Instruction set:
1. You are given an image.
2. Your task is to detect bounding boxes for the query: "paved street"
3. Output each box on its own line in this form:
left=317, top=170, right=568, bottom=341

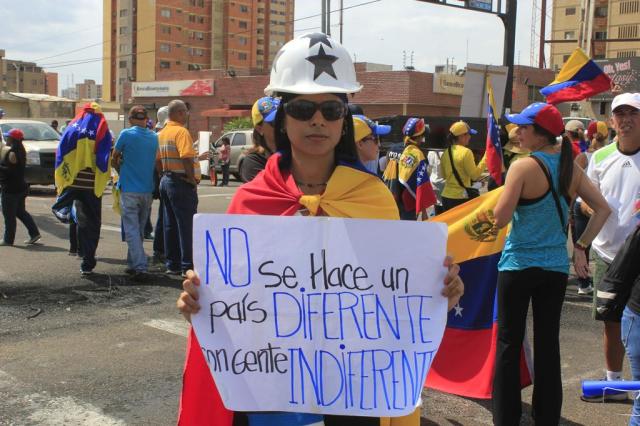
left=0, top=182, right=634, bottom=425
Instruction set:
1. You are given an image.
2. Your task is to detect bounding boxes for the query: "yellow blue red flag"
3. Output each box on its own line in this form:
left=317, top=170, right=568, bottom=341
left=54, top=102, right=112, bottom=197
left=540, top=48, right=611, bottom=104
left=426, top=188, right=532, bottom=398
left=485, top=78, right=503, bottom=185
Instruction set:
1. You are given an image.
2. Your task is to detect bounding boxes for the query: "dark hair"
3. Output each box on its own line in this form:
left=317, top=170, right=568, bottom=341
left=221, top=137, right=230, bottom=145
left=532, top=124, right=573, bottom=200
left=248, top=129, right=269, bottom=155
left=446, top=132, right=459, bottom=146
left=273, top=93, right=358, bottom=169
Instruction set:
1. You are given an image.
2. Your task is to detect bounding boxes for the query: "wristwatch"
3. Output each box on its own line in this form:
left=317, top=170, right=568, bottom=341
left=574, top=239, right=589, bottom=251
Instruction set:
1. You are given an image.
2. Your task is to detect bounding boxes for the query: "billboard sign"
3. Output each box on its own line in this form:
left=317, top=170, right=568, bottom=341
left=433, top=73, right=465, bottom=96
left=593, top=58, right=640, bottom=100
left=460, top=63, right=508, bottom=118
left=132, top=79, right=214, bottom=97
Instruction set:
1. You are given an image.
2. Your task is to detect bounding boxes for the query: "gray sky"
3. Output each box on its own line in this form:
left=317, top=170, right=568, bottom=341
left=0, top=0, right=544, bottom=95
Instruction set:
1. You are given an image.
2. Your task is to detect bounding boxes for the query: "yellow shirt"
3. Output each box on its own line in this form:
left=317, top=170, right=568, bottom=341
left=440, top=144, right=486, bottom=199
left=157, top=121, right=196, bottom=174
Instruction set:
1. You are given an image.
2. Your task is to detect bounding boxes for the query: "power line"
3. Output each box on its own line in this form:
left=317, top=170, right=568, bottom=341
left=41, top=0, right=381, bottom=70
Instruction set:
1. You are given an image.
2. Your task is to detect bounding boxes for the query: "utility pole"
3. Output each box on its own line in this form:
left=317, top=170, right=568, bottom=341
left=339, top=0, right=344, bottom=43
left=501, top=0, right=517, bottom=113
left=321, top=0, right=326, bottom=34
left=539, top=0, right=547, bottom=68
left=327, top=0, right=332, bottom=36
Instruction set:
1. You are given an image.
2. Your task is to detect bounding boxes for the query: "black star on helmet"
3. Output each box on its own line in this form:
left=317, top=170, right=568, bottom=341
left=302, top=33, right=332, bottom=49
left=305, top=45, right=338, bottom=80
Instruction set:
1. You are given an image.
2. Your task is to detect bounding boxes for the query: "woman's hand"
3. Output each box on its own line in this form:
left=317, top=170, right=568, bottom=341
left=442, top=256, right=464, bottom=311
left=573, top=249, right=590, bottom=279
left=177, top=270, right=201, bottom=323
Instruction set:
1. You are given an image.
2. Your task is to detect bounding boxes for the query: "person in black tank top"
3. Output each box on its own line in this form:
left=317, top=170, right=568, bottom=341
left=0, top=129, right=41, bottom=246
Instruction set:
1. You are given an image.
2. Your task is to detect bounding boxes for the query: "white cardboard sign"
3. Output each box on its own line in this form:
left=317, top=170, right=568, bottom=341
left=192, top=214, right=448, bottom=417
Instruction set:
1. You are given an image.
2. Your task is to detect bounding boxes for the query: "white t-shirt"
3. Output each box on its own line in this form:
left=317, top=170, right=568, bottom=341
left=586, top=142, right=640, bottom=262
left=427, top=150, right=444, bottom=185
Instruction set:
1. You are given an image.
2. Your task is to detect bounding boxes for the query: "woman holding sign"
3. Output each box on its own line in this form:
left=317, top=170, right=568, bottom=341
left=177, top=33, right=464, bottom=426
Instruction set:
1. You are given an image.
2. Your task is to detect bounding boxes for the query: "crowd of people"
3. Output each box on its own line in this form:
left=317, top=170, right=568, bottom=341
left=0, top=31, right=639, bottom=425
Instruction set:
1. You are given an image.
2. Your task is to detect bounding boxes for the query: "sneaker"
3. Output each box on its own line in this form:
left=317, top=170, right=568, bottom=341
left=578, top=284, right=594, bottom=295
left=24, top=235, right=41, bottom=245
left=80, top=269, right=94, bottom=277
left=165, top=269, right=181, bottom=276
left=144, top=233, right=154, bottom=241
left=580, top=379, right=628, bottom=402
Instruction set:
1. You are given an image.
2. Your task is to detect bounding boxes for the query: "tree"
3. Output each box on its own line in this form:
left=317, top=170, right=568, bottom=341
left=223, top=117, right=252, bottom=133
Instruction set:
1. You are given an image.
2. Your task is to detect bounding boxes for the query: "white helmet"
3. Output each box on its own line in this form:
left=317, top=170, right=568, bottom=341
left=264, top=33, right=362, bottom=96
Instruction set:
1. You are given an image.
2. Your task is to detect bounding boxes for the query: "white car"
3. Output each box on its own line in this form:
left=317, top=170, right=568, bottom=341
left=0, top=119, right=60, bottom=186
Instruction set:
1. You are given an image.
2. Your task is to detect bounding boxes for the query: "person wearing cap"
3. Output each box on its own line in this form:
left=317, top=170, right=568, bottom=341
left=0, top=128, right=41, bottom=246
left=157, top=100, right=199, bottom=276
left=111, top=105, right=159, bottom=281
left=383, top=117, right=437, bottom=220
left=440, top=120, right=486, bottom=211
left=353, top=114, right=390, bottom=174
left=491, top=102, right=611, bottom=425
left=580, top=92, right=640, bottom=403
left=216, top=137, right=231, bottom=186
left=502, top=125, right=530, bottom=169
left=176, top=32, right=464, bottom=426
left=565, top=119, right=587, bottom=159
left=239, top=96, right=281, bottom=182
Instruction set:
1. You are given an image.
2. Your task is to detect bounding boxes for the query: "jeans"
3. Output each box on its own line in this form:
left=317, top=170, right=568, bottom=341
left=120, top=192, right=153, bottom=272
left=622, top=307, right=640, bottom=426
left=441, top=196, right=468, bottom=212
left=153, top=198, right=165, bottom=259
left=1, top=189, right=40, bottom=244
left=220, top=162, right=230, bottom=186
left=571, top=201, right=592, bottom=289
left=493, top=268, right=568, bottom=426
left=72, top=190, right=102, bottom=272
left=160, top=175, right=197, bottom=272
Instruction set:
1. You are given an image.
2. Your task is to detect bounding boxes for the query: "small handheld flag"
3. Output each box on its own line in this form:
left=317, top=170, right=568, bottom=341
left=540, top=48, right=612, bottom=104
left=485, top=77, right=503, bottom=185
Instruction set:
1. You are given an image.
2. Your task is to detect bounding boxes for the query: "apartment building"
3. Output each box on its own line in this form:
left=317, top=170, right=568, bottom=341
left=102, top=0, right=294, bottom=103
left=0, top=49, right=48, bottom=94
left=550, top=0, right=640, bottom=69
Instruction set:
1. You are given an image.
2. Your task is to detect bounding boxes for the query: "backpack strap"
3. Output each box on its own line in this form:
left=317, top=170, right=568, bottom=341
left=530, top=155, right=568, bottom=236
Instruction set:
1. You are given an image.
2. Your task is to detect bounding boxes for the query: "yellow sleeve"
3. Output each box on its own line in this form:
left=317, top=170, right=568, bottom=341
left=175, top=129, right=196, bottom=158
left=462, top=148, right=486, bottom=181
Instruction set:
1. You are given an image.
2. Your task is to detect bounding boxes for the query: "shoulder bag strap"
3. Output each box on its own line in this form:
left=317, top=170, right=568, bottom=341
left=530, top=155, right=568, bottom=236
left=447, top=145, right=468, bottom=190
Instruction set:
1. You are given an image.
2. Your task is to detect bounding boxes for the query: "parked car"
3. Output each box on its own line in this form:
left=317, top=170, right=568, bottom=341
left=211, top=130, right=254, bottom=181
left=0, top=119, right=60, bottom=186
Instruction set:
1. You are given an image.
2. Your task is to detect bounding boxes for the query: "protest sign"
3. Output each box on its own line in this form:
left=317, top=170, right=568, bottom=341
left=191, top=214, right=449, bottom=417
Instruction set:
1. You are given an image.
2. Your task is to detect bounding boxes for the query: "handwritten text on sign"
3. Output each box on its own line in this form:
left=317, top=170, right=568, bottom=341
left=192, top=214, right=448, bottom=417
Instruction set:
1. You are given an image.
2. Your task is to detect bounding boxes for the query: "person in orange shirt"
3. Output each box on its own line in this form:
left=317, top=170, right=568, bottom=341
left=156, top=100, right=198, bottom=276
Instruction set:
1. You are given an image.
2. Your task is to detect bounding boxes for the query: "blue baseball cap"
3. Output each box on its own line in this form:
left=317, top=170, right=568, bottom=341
left=252, top=96, right=281, bottom=126
left=353, top=115, right=391, bottom=142
left=506, top=102, right=564, bottom=136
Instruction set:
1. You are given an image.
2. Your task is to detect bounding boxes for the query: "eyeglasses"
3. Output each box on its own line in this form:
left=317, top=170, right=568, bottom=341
left=283, top=100, right=346, bottom=122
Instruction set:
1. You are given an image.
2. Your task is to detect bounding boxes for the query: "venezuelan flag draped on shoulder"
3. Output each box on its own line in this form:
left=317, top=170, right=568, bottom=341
left=177, top=153, right=399, bottom=426
left=425, top=188, right=532, bottom=398
left=540, top=48, right=612, bottom=105
left=54, top=102, right=113, bottom=197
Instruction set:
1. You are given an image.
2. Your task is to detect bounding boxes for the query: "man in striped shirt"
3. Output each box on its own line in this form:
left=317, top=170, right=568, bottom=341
left=156, top=100, right=198, bottom=276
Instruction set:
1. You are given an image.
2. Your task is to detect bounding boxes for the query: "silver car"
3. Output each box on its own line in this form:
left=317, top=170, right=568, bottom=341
left=0, top=120, right=60, bottom=186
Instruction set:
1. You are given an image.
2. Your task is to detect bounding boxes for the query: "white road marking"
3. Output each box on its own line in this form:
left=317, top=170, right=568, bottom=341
left=143, top=318, right=189, bottom=338
left=0, top=370, right=126, bottom=425
left=101, top=225, right=122, bottom=233
left=198, top=193, right=234, bottom=198
left=563, top=300, right=592, bottom=309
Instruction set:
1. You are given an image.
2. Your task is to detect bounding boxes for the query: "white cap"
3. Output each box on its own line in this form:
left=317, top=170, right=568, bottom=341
left=264, top=33, right=362, bottom=96
left=565, top=119, right=584, bottom=132
left=611, top=92, right=640, bottom=112
left=156, top=106, right=169, bottom=129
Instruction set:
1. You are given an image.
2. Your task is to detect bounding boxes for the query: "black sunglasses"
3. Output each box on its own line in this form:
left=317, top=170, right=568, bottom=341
left=283, top=99, right=346, bottom=122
